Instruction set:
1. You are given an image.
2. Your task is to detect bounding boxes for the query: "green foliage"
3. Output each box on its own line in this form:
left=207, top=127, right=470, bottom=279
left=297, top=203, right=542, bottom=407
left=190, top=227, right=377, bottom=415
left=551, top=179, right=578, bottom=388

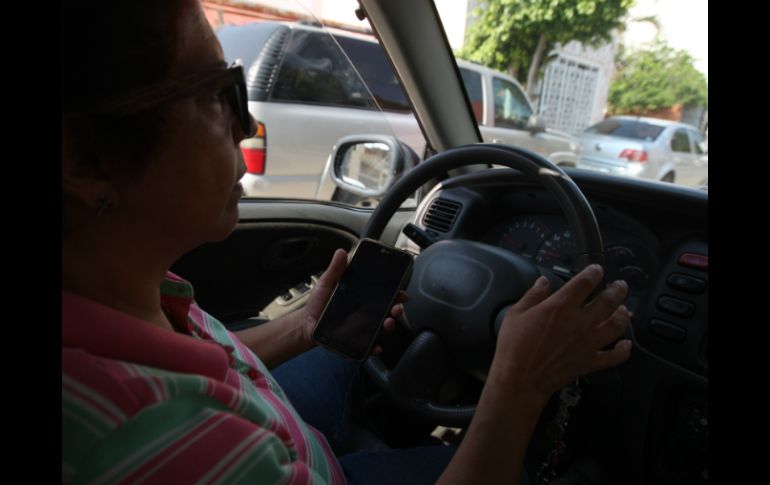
left=608, top=40, right=708, bottom=113
left=459, top=0, right=634, bottom=82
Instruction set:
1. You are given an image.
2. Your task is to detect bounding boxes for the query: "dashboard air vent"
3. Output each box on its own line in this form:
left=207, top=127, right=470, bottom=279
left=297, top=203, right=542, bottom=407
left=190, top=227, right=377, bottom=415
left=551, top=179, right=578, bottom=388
left=423, top=199, right=462, bottom=233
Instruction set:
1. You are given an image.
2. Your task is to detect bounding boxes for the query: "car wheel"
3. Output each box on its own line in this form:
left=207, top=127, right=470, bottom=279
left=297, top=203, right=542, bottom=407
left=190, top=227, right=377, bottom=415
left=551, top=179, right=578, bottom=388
left=661, top=172, right=675, bottom=183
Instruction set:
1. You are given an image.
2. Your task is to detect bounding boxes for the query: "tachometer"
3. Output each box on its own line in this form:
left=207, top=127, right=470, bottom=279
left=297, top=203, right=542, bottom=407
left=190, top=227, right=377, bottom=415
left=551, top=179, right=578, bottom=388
left=495, top=217, right=552, bottom=259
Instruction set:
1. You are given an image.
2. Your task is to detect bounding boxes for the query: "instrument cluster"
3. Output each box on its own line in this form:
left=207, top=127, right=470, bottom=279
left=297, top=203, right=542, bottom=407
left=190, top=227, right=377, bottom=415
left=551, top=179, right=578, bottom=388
left=484, top=215, right=657, bottom=295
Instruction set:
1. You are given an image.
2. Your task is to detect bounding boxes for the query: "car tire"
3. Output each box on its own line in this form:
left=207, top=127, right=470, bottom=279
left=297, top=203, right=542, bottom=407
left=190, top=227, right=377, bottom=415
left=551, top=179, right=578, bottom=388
left=661, top=172, right=675, bottom=183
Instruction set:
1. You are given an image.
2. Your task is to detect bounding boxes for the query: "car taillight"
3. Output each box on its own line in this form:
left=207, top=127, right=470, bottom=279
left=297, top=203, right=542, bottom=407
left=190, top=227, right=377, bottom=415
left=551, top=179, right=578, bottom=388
left=619, top=149, right=648, bottom=162
left=240, top=122, right=266, bottom=174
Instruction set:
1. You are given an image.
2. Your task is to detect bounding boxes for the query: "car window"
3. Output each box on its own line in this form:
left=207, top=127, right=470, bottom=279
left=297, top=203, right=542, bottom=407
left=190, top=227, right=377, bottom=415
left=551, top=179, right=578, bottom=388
left=492, top=77, right=532, bottom=129
left=459, top=68, right=484, bottom=124
left=585, top=119, right=665, bottom=141
left=690, top=130, right=705, bottom=154
left=271, top=30, right=376, bottom=109
left=334, top=36, right=411, bottom=113
left=209, top=0, right=707, bottom=201
left=671, top=129, right=692, bottom=153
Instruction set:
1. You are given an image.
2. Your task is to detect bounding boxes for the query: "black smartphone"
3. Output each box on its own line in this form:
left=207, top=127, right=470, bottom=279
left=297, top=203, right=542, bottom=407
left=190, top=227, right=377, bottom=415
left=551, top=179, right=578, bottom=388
left=312, top=238, right=413, bottom=361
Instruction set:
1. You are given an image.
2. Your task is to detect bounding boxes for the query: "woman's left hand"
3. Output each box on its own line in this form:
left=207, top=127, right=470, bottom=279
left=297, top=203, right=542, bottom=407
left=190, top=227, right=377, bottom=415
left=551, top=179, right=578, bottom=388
left=302, top=248, right=407, bottom=355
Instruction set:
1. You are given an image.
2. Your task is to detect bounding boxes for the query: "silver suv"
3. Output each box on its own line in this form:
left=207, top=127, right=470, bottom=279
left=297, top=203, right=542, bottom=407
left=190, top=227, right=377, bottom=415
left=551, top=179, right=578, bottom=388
left=217, top=22, right=581, bottom=200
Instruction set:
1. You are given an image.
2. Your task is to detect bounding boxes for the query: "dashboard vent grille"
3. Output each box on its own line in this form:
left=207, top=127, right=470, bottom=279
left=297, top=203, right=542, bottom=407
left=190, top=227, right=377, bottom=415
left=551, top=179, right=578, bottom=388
left=423, top=199, right=462, bottom=233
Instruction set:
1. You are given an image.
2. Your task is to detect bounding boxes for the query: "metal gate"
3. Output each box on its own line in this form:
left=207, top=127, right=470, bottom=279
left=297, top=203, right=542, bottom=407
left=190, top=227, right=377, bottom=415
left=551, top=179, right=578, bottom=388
left=536, top=53, right=600, bottom=135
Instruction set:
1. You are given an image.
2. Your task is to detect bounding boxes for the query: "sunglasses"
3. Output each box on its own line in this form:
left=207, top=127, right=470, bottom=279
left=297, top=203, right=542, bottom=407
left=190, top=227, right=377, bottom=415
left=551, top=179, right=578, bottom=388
left=91, top=61, right=254, bottom=137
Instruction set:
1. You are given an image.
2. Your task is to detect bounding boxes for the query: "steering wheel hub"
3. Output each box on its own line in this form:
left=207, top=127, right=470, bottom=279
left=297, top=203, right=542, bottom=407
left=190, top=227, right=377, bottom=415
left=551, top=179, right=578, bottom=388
left=404, top=239, right=542, bottom=370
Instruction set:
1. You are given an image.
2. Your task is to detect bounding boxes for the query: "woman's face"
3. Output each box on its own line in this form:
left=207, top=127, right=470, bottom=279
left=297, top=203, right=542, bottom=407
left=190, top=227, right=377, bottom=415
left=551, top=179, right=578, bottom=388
left=110, top=6, right=248, bottom=254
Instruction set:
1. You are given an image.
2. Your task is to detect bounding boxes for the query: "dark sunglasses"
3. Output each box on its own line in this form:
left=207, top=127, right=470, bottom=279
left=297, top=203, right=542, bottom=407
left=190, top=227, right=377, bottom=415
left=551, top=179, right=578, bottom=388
left=91, top=62, right=254, bottom=137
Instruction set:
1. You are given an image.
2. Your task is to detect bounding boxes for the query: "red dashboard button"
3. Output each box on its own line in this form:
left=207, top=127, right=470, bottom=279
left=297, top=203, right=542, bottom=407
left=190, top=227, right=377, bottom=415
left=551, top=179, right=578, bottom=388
left=678, top=253, right=708, bottom=271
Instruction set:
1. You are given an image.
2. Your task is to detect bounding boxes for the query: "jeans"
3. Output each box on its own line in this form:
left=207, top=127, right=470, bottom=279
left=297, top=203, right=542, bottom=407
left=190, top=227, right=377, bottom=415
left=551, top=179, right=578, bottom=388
left=271, top=347, right=455, bottom=484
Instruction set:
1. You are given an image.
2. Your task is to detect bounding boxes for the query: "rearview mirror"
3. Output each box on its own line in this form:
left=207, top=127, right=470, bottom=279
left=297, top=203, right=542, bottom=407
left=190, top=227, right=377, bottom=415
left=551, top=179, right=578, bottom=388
left=329, top=135, right=417, bottom=198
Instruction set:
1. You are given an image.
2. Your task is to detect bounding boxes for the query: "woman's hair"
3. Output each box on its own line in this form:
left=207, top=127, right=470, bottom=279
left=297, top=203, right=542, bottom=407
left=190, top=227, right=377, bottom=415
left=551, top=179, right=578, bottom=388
left=62, top=0, right=195, bottom=174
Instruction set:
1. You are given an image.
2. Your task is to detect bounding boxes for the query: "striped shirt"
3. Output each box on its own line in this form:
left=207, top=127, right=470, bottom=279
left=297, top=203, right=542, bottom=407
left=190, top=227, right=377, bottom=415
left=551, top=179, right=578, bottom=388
left=62, top=272, right=346, bottom=484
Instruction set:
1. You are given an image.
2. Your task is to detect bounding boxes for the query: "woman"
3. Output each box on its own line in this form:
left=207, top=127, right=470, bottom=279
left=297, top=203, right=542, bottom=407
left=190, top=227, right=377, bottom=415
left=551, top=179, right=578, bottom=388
left=62, top=1, right=631, bottom=483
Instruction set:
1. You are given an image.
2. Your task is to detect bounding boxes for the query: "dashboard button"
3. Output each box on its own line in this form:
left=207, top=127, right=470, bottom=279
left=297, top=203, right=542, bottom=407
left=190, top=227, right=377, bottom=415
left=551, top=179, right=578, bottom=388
left=649, top=319, right=687, bottom=343
left=657, top=296, right=695, bottom=317
left=667, top=273, right=706, bottom=293
left=678, top=253, right=708, bottom=271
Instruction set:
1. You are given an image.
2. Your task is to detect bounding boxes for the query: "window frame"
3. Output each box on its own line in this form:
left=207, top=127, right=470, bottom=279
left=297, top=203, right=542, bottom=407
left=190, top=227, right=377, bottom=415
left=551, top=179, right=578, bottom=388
left=491, top=76, right=534, bottom=130
left=670, top=129, right=692, bottom=154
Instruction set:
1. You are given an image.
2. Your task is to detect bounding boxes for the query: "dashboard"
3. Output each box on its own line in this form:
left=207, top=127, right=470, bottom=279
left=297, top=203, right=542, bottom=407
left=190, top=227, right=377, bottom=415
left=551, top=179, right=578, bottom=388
left=407, top=169, right=707, bottom=378
left=483, top=214, right=658, bottom=299
left=402, top=168, right=708, bottom=484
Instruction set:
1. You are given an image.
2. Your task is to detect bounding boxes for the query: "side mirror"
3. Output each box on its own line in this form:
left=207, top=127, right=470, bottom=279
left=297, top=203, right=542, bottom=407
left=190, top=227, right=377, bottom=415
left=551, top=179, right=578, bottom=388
left=330, top=135, right=418, bottom=198
left=527, top=114, right=546, bottom=133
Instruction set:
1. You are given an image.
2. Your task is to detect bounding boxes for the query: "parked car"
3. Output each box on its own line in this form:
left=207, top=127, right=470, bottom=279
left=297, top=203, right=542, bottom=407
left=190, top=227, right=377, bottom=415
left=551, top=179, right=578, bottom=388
left=216, top=21, right=580, bottom=201
left=455, top=58, right=581, bottom=165
left=577, top=116, right=708, bottom=186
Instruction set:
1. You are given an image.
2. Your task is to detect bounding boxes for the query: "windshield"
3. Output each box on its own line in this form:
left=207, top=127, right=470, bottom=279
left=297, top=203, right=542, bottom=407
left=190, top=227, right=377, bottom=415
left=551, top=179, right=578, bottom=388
left=450, top=0, right=707, bottom=187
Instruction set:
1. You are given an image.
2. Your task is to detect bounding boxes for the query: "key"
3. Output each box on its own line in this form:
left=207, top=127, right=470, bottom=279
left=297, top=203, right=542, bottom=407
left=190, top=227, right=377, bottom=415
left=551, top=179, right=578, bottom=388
left=559, top=382, right=582, bottom=408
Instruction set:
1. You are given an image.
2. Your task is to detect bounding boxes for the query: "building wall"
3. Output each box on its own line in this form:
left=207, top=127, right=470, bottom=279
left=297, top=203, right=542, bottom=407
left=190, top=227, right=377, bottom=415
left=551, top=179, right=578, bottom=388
left=556, top=39, right=618, bottom=125
left=201, top=0, right=299, bottom=28
left=201, top=0, right=370, bottom=32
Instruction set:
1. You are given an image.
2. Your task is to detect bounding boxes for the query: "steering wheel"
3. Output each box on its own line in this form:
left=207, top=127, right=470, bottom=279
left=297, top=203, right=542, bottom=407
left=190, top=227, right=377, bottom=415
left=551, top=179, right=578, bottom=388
left=362, top=143, right=605, bottom=427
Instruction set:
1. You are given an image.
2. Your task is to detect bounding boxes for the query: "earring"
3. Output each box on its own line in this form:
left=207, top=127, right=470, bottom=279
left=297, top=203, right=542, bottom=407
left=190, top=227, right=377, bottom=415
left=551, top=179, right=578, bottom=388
left=96, top=195, right=112, bottom=216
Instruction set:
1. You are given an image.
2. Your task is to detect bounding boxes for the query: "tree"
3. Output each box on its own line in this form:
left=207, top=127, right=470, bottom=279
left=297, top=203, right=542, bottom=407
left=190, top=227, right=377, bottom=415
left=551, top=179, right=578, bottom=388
left=608, top=40, right=708, bottom=114
left=459, top=0, right=635, bottom=97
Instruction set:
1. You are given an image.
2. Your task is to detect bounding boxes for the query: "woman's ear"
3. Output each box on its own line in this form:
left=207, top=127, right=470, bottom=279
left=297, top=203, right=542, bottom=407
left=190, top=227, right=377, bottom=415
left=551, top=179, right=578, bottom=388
left=62, top=114, right=117, bottom=209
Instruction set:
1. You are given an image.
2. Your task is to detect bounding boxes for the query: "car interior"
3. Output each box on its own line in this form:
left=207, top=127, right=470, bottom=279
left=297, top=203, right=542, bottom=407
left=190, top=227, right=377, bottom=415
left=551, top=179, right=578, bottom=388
left=172, top=0, right=707, bottom=483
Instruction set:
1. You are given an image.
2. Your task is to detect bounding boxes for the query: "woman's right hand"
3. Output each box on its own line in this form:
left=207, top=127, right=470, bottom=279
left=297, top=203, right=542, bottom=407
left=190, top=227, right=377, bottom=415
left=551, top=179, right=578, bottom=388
left=438, top=264, right=632, bottom=485
left=493, top=264, right=632, bottom=402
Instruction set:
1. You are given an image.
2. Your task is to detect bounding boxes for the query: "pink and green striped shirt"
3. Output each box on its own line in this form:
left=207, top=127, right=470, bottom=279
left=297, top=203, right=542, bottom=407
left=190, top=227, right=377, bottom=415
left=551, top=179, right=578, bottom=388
left=62, top=272, right=346, bottom=484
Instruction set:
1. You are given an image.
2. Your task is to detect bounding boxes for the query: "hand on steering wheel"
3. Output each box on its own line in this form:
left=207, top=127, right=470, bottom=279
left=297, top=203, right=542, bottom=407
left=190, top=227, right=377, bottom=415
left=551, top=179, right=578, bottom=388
left=362, top=143, right=608, bottom=426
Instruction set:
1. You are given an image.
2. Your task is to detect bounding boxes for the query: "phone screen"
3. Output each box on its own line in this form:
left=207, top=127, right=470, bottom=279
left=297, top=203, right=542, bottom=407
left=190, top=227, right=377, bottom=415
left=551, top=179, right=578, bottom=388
left=312, top=239, right=413, bottom=361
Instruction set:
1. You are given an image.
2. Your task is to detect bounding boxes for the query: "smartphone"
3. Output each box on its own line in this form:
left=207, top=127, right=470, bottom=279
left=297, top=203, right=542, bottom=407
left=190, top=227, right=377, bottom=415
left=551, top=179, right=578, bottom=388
left=312, top=238, right=413, bottom=361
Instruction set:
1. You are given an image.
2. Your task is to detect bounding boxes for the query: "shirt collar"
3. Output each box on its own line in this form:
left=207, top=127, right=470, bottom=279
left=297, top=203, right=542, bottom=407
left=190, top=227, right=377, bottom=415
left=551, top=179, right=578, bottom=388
left=62, top=273, right=229, bottom=381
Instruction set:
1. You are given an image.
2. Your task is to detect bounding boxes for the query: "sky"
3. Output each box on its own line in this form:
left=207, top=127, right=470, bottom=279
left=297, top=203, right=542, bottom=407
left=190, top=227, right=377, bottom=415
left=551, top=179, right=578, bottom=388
left=623, top=0, right=708, bottom=77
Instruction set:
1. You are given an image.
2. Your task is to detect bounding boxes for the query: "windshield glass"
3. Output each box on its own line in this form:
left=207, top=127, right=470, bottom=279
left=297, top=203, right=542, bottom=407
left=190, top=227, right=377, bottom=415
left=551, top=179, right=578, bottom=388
left=451, top=0, right=708, bottom=188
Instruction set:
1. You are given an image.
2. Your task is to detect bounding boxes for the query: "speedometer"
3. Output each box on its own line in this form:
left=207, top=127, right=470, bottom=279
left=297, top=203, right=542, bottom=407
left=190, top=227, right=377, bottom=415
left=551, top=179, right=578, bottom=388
left=495, top=217, right=551, bottom=259
left=535, top=229, right=579, bottom=277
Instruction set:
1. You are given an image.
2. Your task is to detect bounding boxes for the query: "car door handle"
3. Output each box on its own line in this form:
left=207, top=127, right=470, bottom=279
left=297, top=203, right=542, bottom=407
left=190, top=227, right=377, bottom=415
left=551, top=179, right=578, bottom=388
left=262, top=237, right=317, bottom=270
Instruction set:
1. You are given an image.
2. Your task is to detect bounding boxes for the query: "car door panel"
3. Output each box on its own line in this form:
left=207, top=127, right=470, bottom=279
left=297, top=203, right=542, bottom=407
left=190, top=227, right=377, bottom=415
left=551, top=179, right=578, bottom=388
left=171, top=201, right=414, bottom=327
